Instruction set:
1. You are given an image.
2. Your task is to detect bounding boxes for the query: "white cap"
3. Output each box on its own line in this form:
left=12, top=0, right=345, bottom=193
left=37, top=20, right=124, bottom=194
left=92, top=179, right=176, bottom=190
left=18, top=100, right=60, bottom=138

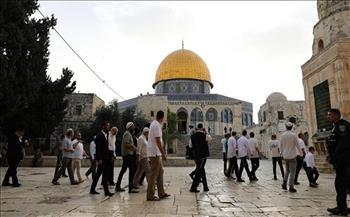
left=285, top=122, right=293, bottom=128
left=126, top=122, right=134, bottom=129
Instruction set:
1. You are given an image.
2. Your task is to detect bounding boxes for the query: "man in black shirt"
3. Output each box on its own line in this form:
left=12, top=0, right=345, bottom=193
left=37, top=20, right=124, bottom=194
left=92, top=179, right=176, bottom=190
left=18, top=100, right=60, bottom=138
left=2, top=126, right=25, bottom=187
left=189, top=123, right=210, bottom=193
left=326, top=109, right=350, bottom=216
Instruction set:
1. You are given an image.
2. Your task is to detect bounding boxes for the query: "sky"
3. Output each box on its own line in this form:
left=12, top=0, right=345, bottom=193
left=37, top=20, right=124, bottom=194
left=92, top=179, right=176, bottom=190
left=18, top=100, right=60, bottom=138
left=36, top=1, right=319, bottom=123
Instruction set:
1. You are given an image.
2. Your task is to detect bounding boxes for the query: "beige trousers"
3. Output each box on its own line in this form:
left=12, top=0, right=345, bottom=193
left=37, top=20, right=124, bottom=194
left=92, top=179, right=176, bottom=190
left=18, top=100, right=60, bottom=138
left=133, top=158, right=150, bottom=187
left=147, top=156, right=165, bottom=199
left=72, top=158, right=82, bottom=182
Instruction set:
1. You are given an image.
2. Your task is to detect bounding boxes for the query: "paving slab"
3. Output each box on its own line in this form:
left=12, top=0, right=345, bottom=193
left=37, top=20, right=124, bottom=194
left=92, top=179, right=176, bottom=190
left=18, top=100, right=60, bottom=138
left=1, top=159, right=348, bottom=216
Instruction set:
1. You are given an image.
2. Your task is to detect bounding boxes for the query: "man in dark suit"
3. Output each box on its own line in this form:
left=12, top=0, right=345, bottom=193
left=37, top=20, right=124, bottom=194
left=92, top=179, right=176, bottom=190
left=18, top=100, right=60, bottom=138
left=190, top=123, right=210, bottom=193
left=2, top=126, right=25, bottom=187
left=89, top=121, right=113, bottom=196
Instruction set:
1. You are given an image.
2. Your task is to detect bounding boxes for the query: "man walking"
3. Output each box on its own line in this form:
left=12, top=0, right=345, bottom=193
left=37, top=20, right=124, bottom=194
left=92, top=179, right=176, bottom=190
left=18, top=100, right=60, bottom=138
left=237, top=130, right=252, bottom=182
left=107, top=126, right=118, bottom=185
left=52, top=128, right=78, bottom=185
left=85, top=136, right=96, bottom=179
left=326, top=109, right=350, bottom=216
left=146, top=111, right=170, bottom=201
left=2, top=126, right=25, bottom=187
left=248, top=132, right=260, bottom=181
left=190, top=123, right=210, bottom=192
left=133, top=127, right=150, bottom=188
left=294, top=133, right=306, bottom=185
left=280, top=122, right=301, bottom=193
left=115, top=122, right=138, bottom=193
left=269, top=134, right=284, bottom=180
left=89, top=122, right=113, bottom=196
left=225, top=131, right=239, bottom=180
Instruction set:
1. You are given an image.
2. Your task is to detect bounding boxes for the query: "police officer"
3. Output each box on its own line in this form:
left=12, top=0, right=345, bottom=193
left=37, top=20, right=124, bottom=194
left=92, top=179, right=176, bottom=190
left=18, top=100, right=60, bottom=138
left=326, top=108, right=350, bottom=216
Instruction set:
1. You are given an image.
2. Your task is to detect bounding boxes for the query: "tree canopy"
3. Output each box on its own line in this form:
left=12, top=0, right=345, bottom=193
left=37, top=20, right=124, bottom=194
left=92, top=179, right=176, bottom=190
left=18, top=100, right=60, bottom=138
left=0, top=0, right=76, bottom=138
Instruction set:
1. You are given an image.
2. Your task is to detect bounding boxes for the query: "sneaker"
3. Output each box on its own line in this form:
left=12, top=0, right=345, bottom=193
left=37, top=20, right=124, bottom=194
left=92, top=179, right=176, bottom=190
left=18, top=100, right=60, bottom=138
left=12, top=183, right=21, bottom=187
left=71, top=181, right=79, bottom=185
left=105, top=192, right=114, bottom=197
left=327, top=207, right=348, bottom=216
left=52, top=180, right=60, bottom=185
left=309, top=183, right=318, bottom=188
left=281, top=183, right=287, bottom=190
left=129, top=189, right=139, bottom=193
left=289, top=187, right=297, bottom=193
left=115, top=187, right=125, bottom=192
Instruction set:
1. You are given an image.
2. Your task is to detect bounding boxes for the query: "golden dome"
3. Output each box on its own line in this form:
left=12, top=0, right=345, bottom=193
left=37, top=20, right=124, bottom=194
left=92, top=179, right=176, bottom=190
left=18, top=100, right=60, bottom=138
left=153, top=49, right=213, bottom=88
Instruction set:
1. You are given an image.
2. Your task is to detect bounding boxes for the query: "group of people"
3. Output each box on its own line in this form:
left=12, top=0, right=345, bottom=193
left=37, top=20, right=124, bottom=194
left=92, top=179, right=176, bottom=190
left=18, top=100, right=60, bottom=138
left=1, top=108, right=349, bottom=215
left=52, top=130, right=86, bottom=185
left=51, top=110, right=171, bottom=201
left=221, top=130, right=261, bottom=183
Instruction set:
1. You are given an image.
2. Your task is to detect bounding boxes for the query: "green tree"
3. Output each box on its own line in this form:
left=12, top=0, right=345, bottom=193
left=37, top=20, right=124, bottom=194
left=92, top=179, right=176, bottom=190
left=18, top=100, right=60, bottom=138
left=163, top=108, right=181, bottom=154
left=0, top=0, right=76, bottom=138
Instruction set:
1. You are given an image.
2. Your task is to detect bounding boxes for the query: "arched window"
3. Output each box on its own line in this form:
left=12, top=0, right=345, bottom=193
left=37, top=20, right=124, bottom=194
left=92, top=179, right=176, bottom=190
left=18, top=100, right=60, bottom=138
left=318, top=39, right=324, bottom=52
left=190, top=108, right=203, bottom=127
left=205, top=108, right=217, bottom=122
left=177, top=108, right=188, bottom=134
left=206, top=108, right=217, bottom=134
left=221, top=108, right=233, bottom=124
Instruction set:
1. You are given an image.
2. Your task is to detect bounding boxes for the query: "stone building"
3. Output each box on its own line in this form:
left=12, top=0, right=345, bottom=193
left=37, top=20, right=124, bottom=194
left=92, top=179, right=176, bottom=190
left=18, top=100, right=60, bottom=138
left=247, top=92, right=308, bottom=158
left=301, top=0, right=350, bottom=172
left=302, top=0, right=350, bottom=138
left=119, top=46, right=254, bottom=136
left=118, top=46, right=253, bottom=157
left=54, top=93, right=105, bottom=136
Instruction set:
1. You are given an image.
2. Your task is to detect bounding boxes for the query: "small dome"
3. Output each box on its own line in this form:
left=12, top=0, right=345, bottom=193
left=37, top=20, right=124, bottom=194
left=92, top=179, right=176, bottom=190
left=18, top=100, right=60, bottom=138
left=266, top=92, right=287, bottom=102
left=153, top=49, right=212, bottom=88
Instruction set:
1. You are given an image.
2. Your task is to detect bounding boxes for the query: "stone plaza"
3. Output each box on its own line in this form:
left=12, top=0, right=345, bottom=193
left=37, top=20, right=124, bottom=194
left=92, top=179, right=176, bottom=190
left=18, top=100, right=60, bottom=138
left=0, top=159, right=346, bottom=217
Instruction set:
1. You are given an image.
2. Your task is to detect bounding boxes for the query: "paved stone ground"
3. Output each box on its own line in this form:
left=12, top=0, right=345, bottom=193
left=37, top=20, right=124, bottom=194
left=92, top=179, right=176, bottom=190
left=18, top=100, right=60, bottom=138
left=0, top=159, right=348, bottom=217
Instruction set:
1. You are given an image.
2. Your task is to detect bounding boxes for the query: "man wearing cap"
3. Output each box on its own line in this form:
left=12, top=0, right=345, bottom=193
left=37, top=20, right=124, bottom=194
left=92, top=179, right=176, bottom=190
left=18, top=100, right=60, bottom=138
left=280, top=122, right=301, bottom=193
left=52, top=128, right=78, bottom=185
left=115, top=122, right=139, bottom=193
left=132, top=127, right=150, bottom=188
left=107, top=126, right=118, bottom=185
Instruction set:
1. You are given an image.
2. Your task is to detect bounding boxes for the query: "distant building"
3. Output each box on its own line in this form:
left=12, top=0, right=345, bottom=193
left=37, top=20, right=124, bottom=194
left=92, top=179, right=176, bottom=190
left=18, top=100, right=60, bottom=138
left=118, top=46, right=254, bottom=136
left=247, top=92, right=308, bottom=158
left=54, top=93, right=105, bottom=137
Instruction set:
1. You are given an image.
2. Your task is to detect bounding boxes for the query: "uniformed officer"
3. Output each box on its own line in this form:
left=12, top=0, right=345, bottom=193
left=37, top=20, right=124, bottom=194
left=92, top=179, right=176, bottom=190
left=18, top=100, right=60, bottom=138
left=326, top=108, right=350, bottom=216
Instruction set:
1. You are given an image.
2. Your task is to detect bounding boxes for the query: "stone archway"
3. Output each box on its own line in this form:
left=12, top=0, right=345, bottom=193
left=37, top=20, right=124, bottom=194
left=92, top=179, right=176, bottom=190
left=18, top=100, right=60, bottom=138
left=177, top=108, right=188, bottom=134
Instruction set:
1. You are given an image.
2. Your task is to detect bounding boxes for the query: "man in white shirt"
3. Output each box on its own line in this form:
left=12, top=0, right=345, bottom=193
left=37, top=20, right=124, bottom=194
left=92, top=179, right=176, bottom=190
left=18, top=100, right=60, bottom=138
left=107, top=127, right=118, bottom=185
left=248, top=132, right=260, bottom=181
left=269, top=134, right=284, bottom=180
left=280, top=122, right=302, bottom=193
left=146, top=111, right=170, bottom=201
left=52, top=128, right=78, bottom=185
left=133, top=127, right=150, bottom=188
left=304, top=146, right=319, bottom=188
left=72, top=132, right=85, bottom=183
left=237, top=130, right=252, bottom=182
left=226, top=131, right=239, bottom=179
left=221, top=134, right=230, bottom=175
left=294, top=133, right=307, bottom=185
